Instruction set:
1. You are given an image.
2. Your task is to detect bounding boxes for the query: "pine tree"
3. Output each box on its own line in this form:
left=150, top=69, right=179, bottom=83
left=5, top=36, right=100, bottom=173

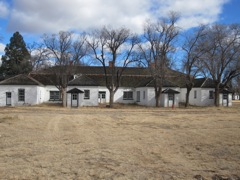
left=1, top=32, right=32, bottom=79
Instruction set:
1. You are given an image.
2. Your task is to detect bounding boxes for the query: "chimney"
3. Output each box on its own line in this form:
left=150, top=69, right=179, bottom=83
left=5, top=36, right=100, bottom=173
left=109, top=61, right=113, bottom=67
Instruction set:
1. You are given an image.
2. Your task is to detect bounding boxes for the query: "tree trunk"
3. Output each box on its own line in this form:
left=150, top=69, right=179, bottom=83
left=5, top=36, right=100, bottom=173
left=62, top=87, right=67, bottom=107
left=155, top=93, right=161, bottom=107
left=214, top=84, right=220, bottom=107
left=109, top=90, right=114, bottom=108
left=155, top=86, right=162, bottom=107
left=185, top=85, right=192, bottom=107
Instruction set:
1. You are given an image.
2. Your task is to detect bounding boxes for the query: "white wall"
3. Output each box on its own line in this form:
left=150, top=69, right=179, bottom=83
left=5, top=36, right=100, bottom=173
left=67, top=86, right=98, bottom=107
left=114, top=87, right=136, bottom=104
left=181, top=88, right=214, bottom=106
left=219, top=93, right=232, bottom=107
left=0, top=85, right=42, bottom=106
left=135, top=87, right=148, bottom=106
left=42, top=86, right=61, bottom=103
left=136, top=87, right=180, bottom=107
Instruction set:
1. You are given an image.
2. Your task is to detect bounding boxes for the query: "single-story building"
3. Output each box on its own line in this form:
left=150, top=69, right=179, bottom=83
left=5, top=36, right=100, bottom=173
left=0, top=66, right=232, bottom=107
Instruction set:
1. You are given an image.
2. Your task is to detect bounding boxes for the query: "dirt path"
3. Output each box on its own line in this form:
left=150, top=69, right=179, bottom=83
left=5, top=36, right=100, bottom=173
left=0, top=105, right=239, bottom=179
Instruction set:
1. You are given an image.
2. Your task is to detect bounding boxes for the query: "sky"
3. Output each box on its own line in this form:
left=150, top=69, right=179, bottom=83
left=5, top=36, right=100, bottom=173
left=0, top=0, right=240, bottom=58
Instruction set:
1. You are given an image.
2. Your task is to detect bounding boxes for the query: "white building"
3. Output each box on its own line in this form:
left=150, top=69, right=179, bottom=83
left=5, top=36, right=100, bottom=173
left=0, top=66, right=232, bottom=107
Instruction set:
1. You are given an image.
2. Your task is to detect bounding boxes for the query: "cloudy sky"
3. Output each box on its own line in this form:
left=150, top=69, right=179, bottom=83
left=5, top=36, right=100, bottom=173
left=0, top=0, right=239, bottom=55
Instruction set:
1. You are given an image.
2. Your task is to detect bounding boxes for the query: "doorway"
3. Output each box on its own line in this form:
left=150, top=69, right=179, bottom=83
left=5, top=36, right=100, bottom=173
left=222, top=94, right=228, bottom=107
left=71, top=93, right=78, bottom=107
left=98, top=91, right=106, bottom=104
left=6, top=92, right=11, bottom=106
left=168, top=94, right=174, bottom=107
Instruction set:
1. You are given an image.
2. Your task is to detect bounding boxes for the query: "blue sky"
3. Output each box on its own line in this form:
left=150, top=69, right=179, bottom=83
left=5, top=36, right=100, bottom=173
left=0, top=0, right=239, bottom=57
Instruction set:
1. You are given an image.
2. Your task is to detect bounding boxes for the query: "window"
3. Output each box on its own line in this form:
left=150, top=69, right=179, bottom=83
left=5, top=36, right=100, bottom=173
left=143, top=91, right=146, bottom=99
left=209, top=90, right=214, bottom=99
left=18, top=89, right=25, bottom=102
left=84, top=90, right=90, bottom=99
left=50, top=91, right=60, bottom=101
left=223, top=94, right=228, bottom=100
left=194, top=90, right=197, bottom=99
left=137, top=91, right=140, bottom=102
left=123, top=91, right=133, bottom=100
left=168, top=94, right=174, bottom=100
left=72, top=94, right=78, bottom=100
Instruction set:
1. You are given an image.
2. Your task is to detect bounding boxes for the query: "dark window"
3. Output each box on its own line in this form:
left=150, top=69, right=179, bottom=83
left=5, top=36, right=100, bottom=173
left=50, top=91, right=60, bottom=101
left=84, top=90, right=90, bottom=99
left=168, top=94, right=174, bottom=100
left=137, top=91, right=140, bottom=102
left=6, top=92, right=11, bottom=98
left=123, top=91, right=133, bottom=100
left=18, top=89, right=25, bottom=102
left=209, top=91, right=214, bottom=99
left=194, top=90, right=197, bottom=99
left=72, top=94, right=78, bottom=100
left=223, top=94, right=228, bottom=99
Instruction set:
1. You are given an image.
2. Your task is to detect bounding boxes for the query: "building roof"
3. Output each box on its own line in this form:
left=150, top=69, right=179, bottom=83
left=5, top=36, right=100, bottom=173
left=0, top=74, right=43, bottom=86
left=67, top=88, right=84, bottom=93
left=68, top=75, right=99, bottom=86
left=137, top=78, right=179, bottom=88
left=193, top=78, right=215, bottom=88
left=1, top=65, right=185, bottom=88
left=162, top=88, right=180, bottom=94
left=220, top=89, right=232, bottom=94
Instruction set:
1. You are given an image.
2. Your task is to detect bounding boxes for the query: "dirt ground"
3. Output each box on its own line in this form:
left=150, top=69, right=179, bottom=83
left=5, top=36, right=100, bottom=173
left=0, top=102, right=240, bottom=180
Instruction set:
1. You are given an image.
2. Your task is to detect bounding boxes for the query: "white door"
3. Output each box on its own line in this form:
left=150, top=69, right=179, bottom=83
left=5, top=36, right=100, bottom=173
left=98, top=92, right=106, bottom=104
left=168, top=94, right=174, bottom=107
left=71, top=93, right=78, bottom=107
left=222, top=94, right=228, bottom=107
left=6, top=92, right=11, bottom=106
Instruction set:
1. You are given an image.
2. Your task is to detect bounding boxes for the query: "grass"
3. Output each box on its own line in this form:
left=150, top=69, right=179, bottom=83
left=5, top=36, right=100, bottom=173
left=0, top=102, right=239, bottom=179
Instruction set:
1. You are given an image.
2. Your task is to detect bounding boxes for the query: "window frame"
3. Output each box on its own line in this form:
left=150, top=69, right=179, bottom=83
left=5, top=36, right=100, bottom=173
left=123, top=91, right=133, bottom=100
left=49, top=91, right=61, bottom=101
left=84, top=90, right=90, bottom=99
left=136, top=91, right=140, bottom=102
left=18, top=89, right=25, bottom=102
left=194, top=90, right=197, bottom=99
left=209, top=90, right=214, bottom=99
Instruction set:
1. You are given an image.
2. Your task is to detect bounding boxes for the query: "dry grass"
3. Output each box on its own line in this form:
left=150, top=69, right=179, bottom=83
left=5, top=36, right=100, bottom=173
left=0, top=102, right=240, bottom=179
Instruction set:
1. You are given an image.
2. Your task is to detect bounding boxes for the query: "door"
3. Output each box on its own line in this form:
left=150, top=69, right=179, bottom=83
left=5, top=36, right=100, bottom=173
left=137, top=91, right=140, bottom=102
left=168, top=94, right=174, bottom=107
left=98, top=91, right=106, bottom=104
left=6, top=92, right=11, bottom=106
left=71, top=93, right=78, bottom=107
left=222, top=94, right=228, bottom=107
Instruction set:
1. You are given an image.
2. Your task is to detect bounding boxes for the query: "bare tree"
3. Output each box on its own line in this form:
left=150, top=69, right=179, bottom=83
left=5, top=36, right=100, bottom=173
left=182, top=25, right=206, bottom=107
left=27, top=42, right=51, bottom=70
left=199, top=24, right=240, bottom=106
left=42, top=31, right=89, bottom=107
left=139, top=12, right=180, bottom=107
left=87, top=26, right=139, bottom=108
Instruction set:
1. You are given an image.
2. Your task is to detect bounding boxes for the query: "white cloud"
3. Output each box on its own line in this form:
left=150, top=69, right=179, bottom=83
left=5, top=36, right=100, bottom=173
left=0, top=1, right=9, bottom=18
left=6, top=0, right=230, bottom=34
left=0, top=43, right=5, bottom=66
left=0, top=42, right=5, bottom=54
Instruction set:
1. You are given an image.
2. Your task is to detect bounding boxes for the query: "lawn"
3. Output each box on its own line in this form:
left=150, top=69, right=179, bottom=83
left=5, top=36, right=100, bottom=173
left=0, top=103, right=240, bottom=179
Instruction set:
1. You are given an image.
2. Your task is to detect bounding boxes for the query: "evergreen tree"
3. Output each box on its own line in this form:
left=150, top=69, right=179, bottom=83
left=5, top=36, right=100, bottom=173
left=1, top=32, right=32, bottom=79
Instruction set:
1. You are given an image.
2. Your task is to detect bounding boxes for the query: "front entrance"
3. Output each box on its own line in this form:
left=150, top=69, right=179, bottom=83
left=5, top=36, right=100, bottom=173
left=6, top=92, right=11, bottom=106
left=168, top=94, right=174, bottom=107
left=71, top=93, right=78, bottom=107
left=98, top=91, right=106, bottom=104
left=222, top=94, right=228, bottom=107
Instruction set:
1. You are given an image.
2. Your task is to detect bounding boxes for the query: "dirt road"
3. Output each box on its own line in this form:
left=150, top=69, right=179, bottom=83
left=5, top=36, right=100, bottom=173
left=0, top=105, right=240, bottom=179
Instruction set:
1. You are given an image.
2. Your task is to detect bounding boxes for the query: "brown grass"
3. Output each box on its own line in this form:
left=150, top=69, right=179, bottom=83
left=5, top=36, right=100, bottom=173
left=0, top=102, right=240, bottom=179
